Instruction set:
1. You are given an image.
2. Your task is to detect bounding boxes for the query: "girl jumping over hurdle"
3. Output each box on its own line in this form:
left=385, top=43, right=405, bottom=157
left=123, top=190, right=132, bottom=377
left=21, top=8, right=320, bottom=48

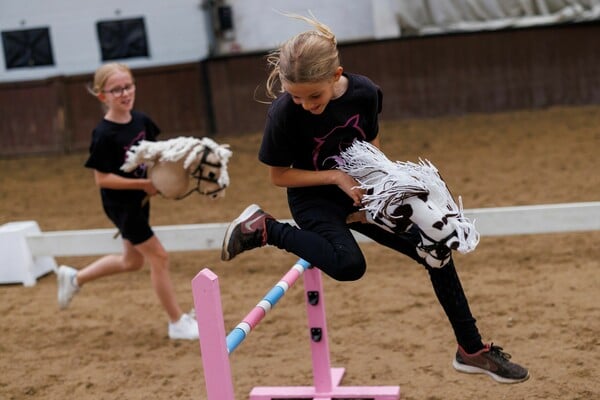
left=56, top=63, right=198, bottom=340
left=221, top=13, right=529, bottom=383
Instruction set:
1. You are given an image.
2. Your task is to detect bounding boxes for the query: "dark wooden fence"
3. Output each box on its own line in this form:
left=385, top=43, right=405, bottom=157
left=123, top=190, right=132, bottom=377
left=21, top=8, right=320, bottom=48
left=1, top=21, right=599, bottom=156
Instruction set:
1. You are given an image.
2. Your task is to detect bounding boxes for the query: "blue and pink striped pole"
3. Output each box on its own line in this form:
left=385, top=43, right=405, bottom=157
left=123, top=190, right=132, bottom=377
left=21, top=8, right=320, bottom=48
left=226, top=258, right=311, bottom=353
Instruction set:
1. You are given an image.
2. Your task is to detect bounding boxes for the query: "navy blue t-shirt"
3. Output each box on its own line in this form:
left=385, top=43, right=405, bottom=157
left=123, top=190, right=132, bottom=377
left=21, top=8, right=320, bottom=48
left=259, top=73, right=382, bottom=203
left=85, top=110, right=160, bottom=206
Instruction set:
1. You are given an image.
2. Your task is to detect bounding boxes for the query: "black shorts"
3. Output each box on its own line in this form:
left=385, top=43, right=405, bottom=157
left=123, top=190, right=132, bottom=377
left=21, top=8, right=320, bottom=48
left=103, top=202, right=154, bottom=245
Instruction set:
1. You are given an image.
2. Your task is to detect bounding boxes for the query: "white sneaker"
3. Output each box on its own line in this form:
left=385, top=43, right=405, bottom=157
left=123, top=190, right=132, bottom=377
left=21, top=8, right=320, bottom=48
left=57, top=265, right=79, bottom=309
left=168, top=312, right=199, bottom=340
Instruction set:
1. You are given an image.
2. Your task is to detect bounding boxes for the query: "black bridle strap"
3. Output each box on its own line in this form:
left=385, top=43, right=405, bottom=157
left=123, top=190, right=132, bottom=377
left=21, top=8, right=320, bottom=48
left=175, top=147, right=226, bottom=200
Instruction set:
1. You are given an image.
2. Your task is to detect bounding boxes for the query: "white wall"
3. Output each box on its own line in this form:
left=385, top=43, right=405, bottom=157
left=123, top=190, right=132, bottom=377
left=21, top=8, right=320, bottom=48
left=0, top=0, right=399, bottom=83
left=0, top=0, right=210, bottom=82
left=227, top=0, right=376, bottom=53
left=2, top=0, right=596, bottom=83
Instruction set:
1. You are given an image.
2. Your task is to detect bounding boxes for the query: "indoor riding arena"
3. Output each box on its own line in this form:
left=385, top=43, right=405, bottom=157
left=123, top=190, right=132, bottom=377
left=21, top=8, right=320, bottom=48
left=1, top=3, right=599, bottom=400
left=1, top=105, right=598, bottom=399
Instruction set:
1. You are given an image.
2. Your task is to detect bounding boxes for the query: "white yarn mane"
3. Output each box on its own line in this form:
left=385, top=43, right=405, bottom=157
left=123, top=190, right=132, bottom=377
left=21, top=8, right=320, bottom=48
left=121, top=136, right=231, bottom=188
left=338, top=140, right=479, bottom=254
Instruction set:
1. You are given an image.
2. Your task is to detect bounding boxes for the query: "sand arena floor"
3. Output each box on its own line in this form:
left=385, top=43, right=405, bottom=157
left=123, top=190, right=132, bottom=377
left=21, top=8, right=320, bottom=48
left=0, top=105, right=599, bottom=399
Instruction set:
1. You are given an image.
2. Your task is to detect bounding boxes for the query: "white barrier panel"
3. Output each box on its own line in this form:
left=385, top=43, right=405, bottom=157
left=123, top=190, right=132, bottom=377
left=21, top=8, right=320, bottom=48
left=25, top=223, right=228, bottom=257
left=2, top=202, right=599, bottom=286
left=465, top=202, right=600, bottom=236
left=22, top=202, right=600, bottom=257
left=344, top=201, right=600, bottom=244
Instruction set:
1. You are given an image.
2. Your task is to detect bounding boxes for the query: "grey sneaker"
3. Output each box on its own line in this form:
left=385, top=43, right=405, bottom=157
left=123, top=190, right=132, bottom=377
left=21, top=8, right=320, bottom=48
left=57, top=265, right=79, bottom=309
left=221, top=204, right=273, bottom=261
left=168, top=312, right=199, bottom=340
left=453, top=343, right=530, bottom=384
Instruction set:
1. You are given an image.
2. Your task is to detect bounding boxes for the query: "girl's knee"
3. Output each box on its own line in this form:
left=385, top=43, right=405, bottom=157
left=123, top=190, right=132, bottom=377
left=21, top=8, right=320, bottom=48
left=342, top=263, right=366, bottom=281
left=121, top=251, right=147, bottom=272
left=148, top=249, right=170, bottom=271
left=155, top=249, right=169, bottom=265
left=330, top=257, right=366, bottom=281
left=123, top=258, right=144, bottom=272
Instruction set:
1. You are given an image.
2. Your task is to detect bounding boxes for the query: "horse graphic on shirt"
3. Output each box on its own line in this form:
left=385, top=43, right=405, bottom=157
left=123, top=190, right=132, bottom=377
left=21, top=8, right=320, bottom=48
left=312, top=114, right=366, bottom=170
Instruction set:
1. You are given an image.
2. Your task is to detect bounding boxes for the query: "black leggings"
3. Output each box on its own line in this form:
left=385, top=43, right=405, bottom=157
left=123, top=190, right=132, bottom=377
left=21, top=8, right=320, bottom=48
left=266, top=197, right=483, bottom=352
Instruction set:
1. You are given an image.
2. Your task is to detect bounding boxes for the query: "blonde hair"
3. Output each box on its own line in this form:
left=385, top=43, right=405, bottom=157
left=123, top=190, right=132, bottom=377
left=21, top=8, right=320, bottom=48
left=265, top=13, right=339, bottom=99
left=87, top=62, right=133, bottom=97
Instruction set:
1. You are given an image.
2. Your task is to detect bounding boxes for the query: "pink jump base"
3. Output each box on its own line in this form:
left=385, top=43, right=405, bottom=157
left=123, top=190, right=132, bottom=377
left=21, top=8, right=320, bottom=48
left=250, top=367, right=400, bottom=400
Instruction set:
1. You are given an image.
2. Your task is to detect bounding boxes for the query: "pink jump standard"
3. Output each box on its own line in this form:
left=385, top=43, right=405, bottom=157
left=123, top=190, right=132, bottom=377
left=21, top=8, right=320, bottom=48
left=191, top=259, right=400, bottom=400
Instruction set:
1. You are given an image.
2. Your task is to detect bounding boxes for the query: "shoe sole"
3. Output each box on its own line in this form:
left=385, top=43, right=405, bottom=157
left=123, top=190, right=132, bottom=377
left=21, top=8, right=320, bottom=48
left=452, top=358, right=530, bottom=384
left=221, top=204, right=261, bottom=261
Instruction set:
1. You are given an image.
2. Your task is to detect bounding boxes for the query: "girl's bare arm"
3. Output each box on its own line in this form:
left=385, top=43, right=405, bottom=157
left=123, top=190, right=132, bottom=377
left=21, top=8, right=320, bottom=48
left=269, top=166, right=362, bottom=206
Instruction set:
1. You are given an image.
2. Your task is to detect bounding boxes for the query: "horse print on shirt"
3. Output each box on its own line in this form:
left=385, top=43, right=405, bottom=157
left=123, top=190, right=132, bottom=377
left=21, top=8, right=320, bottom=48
left=312, top=114, right=366, bottom=170
left=123, top=130, right=148, bottom=178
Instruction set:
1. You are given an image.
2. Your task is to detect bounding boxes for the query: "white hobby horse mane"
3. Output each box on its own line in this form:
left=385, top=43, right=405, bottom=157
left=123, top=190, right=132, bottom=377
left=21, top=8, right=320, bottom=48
left=338, top=140, right=479, bottom=268
left=121, top=136, right=232, bottom=199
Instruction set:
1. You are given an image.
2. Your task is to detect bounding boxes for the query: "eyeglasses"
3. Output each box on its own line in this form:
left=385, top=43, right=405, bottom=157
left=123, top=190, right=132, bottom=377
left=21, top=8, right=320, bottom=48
left=103, top=83, right=136, bottom=97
